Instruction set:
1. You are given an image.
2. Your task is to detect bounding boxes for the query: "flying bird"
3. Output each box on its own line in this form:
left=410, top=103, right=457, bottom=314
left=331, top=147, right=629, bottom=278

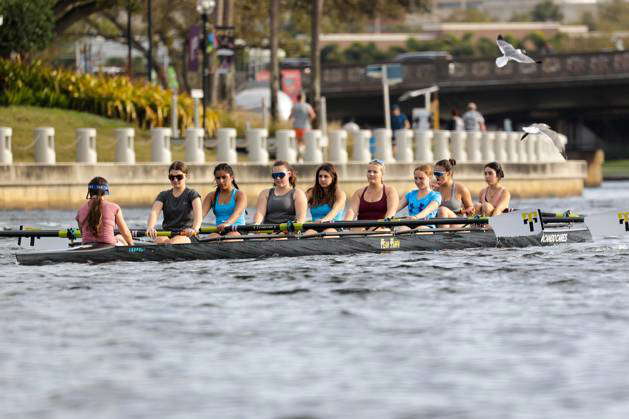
left=496, top=34, right=542, bottom=68
left=521, top=123, right=567, bottom=160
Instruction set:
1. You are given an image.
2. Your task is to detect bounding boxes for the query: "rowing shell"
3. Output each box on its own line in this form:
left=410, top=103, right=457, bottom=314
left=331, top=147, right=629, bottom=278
left=15, top=225, right=591, bottom=266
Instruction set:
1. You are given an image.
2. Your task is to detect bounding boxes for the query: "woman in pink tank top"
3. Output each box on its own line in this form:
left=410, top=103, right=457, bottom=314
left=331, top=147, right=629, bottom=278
left=76, top=177, right=134, bottom=246
left=345, top=159, right=399, bottom=223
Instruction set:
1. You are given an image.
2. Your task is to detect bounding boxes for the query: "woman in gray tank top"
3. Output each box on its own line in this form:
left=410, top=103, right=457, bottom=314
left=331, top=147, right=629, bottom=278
left=254, top=161, right=307, bottom=225
left=434, top=159, right=474, bottom=223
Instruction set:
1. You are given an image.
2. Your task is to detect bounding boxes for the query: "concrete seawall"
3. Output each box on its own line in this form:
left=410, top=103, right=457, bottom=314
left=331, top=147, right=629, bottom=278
left=0, top=161, right=587, bottom=210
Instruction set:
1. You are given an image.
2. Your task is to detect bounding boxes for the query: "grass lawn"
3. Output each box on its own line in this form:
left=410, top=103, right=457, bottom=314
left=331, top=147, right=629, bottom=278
left=603, top=159, right=629, bottom=178
left=0, top=106, right=222, bottom=163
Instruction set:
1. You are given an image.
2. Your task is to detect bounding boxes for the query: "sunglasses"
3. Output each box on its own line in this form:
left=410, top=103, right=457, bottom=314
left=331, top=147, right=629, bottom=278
left=370, top=159, right=385, bottom=165
left=168, top=174, right=184, bottom=181
left=271, top=172, right=287, bottom=179
left=434, top=171, right=446, bottom=177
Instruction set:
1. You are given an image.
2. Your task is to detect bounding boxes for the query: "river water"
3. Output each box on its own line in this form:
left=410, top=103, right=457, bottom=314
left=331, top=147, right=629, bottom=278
left=1, top=182, right=629, bottom=419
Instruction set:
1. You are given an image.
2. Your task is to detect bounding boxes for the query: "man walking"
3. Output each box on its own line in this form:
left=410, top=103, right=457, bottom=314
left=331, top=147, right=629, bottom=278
left=462, top=102, right=486, bottom=132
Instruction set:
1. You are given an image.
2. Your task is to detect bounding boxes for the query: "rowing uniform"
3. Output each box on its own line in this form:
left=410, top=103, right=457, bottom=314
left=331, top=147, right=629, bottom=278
left=76, top=200, right=120, bottom=245
left=440, top=183, right=462, bottom=213
left=310, top=203, right=344, bottom=222
left=156, top=187, right=201, bottom=230
left=406, top=190, right=441, bottom=219
left=357, top=185, right=388, bottom=220
left=212, top=189, right=246, bottom=225
left=264, top=188, right=296, bottom=224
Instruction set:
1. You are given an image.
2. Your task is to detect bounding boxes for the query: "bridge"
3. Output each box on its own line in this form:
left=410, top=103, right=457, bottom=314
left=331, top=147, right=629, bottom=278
left=319, top=50, right=629, bottom=156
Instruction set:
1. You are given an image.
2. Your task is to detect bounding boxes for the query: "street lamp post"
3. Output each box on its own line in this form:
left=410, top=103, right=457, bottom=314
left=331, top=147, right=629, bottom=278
left=197, top=0, right=216, bottom=136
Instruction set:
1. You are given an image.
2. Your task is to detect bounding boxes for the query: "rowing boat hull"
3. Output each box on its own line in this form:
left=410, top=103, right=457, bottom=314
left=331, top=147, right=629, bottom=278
left=14, top=226, right=592, bottom=266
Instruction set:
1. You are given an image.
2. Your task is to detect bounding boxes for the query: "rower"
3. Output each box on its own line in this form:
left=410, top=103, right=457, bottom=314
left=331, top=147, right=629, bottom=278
left=254, top=160, right=307, bottom=225
left=146, top=161, right=202, bottom=244
left=304, top=163, right=346, bottom=235
left=474, top=161, right=511, bottom=216
left=434, top=159, right=474, bottom=221
left=201, top=163, right=247, bottom=238
left=344, top=159, right=399, bottom=225
left=397, top=164, right=441, bottom=231
left=75, top=177, right=134, bottom=246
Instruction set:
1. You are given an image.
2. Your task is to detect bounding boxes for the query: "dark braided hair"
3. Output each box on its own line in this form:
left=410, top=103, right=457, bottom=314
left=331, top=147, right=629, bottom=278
left=212, top=163, right=240, bottom=211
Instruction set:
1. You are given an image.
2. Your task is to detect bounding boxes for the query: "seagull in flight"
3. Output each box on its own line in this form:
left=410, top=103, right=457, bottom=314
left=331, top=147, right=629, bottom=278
left=521, top=123, right=567, bottom=160
left=496, top=34, right=542, bottom=68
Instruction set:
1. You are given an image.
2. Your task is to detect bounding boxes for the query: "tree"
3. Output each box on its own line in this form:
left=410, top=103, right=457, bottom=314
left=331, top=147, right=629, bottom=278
left=446, top=8, right=494, bottom=23
left=530, top=0, right=563, bottom=22
left=53, top=0, right=122, bottom=35
left=0, top=0, right=54, bottom=58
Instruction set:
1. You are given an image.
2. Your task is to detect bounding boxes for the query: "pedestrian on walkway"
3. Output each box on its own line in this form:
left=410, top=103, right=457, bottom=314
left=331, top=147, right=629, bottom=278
left=289, top=93, right=316, bottom=147
left=462, top=102, right=486, bottom=132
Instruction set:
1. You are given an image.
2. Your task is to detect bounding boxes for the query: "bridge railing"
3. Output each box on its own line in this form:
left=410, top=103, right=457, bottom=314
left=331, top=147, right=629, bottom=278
left=320, top=50, right=629, bottom=94
left=0, top=126, right=566, bottom=165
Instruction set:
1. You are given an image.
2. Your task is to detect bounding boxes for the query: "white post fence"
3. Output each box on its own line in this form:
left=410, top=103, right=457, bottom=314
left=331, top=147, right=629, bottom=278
left=414, top=129, right=433, bottom=163
left=216, top=128, right=237, bottom=164
left=328, top=130, right=348, bottom=163
left=246, top=128, right=269, bottom=164
left=185, top=128, right=205, bottom=163
left=115, top=128, right=135, bottom=164
left=373, top=128, right=395, bottom=163
left=76, top=128, right=97, bottom=163
left=450, top=130, right=467, bottom=162
left=275, top=129, right=297, bottom=163
left=352, top=129, right=372, bottom=162
left=303, top=130, right=323, bottom=163
left=35, top=127, right=56, bottom=164
left=433, top=130, right=451, bottom=162
left=466, top=131, right=482, bottom=163
left=0, top=127, right=13, bottom=164
left=394, top=129, right=413, bottom=163
left=151, top=127, right=172, bottom=163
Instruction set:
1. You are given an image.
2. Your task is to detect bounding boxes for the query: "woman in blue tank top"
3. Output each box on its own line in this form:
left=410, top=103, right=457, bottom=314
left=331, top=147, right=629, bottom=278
left=397, top=164, right=442, bottom=231
left=304, top=163, right=346, bottom=235
left=202, top=163, right=247, bottom=237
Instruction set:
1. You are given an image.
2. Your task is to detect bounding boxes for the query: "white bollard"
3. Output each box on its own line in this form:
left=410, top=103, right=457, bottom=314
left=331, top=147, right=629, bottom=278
left=216, top=128, right=237, bottom=164
left=275, top=129, right=297, bottom=163
left=0, top=127, right=13, bottom=164
left=506, top=132, right=520, bottom=163
left=525, top=133, right=538, bottom=162
left=303, top=129, right=323, bottom=163
left=394, top=129, right=413, bottom=163
left=450, top=130, right=467, bottom=163
left=466, top=131, right=482, bottom=163
left=328, top=130, right=348, bottom=163
left=433, top=130, right=451, bottom=161
left=414, top=130, right=433, bottom=163
left=185, top=128, right=206, bottom=163
left=115, top=128, right=135, bottom=164
left=76, top=128, right=97, bottom=163
left=518, top=132, right=529, bottom=163
left=480, top=131, right=496, bottom=162
left=373, top=128, right=395, bottom=163
left=34, top=127, right=56, bottom=164
left=352, top=129, right=372, bottom=162
left=151, top=127, right=172, bottom=163
left=246, top=128, right=269, bottom=164
left=494, top=131, right=508, bottom=163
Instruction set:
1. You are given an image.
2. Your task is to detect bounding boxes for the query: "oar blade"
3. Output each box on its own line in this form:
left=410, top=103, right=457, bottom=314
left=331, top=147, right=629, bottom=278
left=489, top=209, right=543, bottom=238
left=585, top=211, right=629, bottom=237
